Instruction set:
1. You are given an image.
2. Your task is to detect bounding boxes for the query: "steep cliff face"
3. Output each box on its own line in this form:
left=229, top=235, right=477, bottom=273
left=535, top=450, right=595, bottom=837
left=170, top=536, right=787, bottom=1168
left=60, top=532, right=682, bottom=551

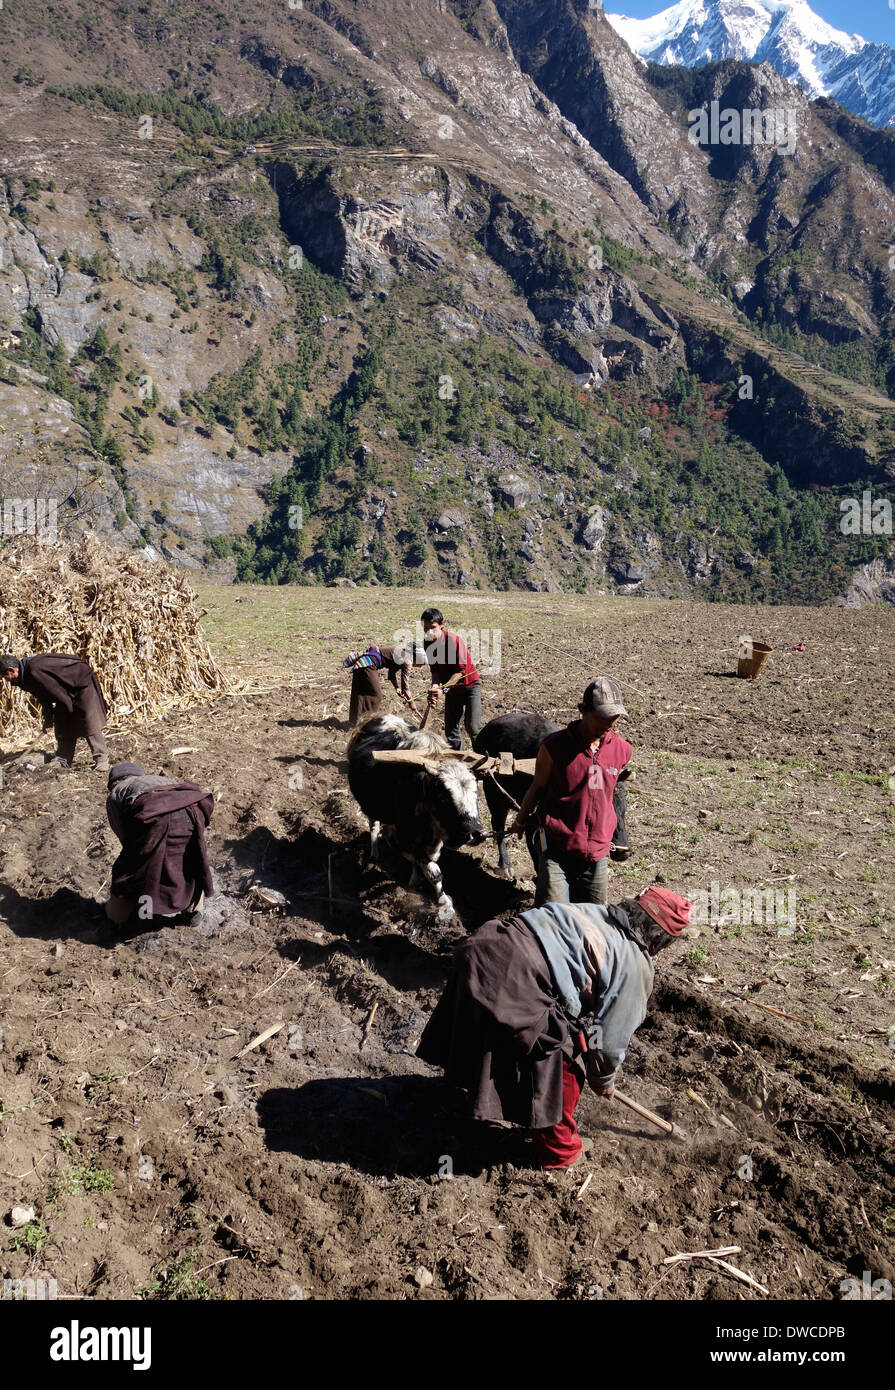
left=493, top=0, right=714, bottom=238
left=643, top=59, right=895, bottom=350
left=0, top=0, right=891, bottom=600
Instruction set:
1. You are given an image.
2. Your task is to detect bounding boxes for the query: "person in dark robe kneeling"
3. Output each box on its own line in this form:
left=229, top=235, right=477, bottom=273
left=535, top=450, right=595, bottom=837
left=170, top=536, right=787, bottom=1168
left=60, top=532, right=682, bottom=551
left=417, top=886, right=691, bottom=1170
left=104, top=763, right=214, bottom=927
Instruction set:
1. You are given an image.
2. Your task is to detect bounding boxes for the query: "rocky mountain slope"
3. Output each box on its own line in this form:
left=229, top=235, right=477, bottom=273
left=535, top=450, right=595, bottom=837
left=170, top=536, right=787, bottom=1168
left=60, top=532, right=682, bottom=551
left=607, top=0, right=895, bottom=129
left=0, top=0, right=892, bottom=602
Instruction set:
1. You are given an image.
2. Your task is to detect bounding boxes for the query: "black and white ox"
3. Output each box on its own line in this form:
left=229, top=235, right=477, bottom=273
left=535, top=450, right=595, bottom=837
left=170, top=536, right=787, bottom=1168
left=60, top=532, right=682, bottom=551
left=347, top=714, right=486, bottom=920
left=473, top=712, right=633, bottom=878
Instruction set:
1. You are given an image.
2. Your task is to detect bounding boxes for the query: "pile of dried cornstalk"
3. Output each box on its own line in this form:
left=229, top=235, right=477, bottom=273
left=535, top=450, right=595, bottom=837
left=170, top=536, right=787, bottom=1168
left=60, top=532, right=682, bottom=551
left=0, top=536, right=231, bottom=745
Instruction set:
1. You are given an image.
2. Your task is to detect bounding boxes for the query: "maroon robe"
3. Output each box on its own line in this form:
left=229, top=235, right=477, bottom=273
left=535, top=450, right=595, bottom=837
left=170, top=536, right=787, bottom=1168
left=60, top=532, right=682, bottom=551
left=417, top=915, right=579, bottom=1129
left=108, top=780, right=214, bottom=916
left=20, top=654, right=108, bottom=740
left=348, top=645, right=412, bottom=726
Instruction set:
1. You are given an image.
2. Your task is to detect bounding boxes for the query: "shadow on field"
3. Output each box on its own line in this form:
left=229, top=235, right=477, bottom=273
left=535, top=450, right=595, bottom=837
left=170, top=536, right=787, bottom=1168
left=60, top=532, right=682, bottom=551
left=222, top=819, right=526, bottom=947
left=0, top=881, right=220, bottom=950
left=278, top=717, right=346, bottom=734
left=258, top=1078, right=531, bottom=1177
left=273, top=751, right=344, bottom=771
left=223, top=822, right=354, bottom=890
left=0, top=882, right=101, bottom=940
left=277, top=932, right=449, bottom=992
left=438, top=848, right=530, bottom=928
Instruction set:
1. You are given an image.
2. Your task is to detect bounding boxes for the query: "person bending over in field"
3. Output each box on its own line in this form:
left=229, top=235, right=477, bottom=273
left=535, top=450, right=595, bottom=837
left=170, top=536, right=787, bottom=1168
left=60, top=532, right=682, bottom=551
left=344, top=642, right=425, bottom=727
left=418, top=887, right=690, bottom=1170
left=104, top=763, right=214, bottom=928
left=1, top=652, right=109, bottom=771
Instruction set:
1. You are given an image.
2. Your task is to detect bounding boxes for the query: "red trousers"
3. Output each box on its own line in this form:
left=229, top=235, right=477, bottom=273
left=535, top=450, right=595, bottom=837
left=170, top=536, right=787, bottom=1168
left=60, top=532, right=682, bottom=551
left=531, top=1058, right=583, bottom=1169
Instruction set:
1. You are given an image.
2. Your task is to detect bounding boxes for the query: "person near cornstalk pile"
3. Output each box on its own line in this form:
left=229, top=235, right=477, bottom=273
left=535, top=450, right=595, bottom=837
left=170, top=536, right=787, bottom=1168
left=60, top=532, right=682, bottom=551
left=0, top=652, right=110, bottom=771
left=509, top=677, right=632, bottom=907
left=345, top=642, right=425, bottom=727
left=418, top=887, right=690, bottom=1170
left=421, top=608, right=482, bottom=750
left=104, top=763, right=214, bottom=928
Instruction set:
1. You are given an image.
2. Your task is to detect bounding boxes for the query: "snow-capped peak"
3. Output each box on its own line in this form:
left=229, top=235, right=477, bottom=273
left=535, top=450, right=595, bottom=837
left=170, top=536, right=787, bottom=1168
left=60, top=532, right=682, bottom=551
left=606, top=0, right=894, bottom=127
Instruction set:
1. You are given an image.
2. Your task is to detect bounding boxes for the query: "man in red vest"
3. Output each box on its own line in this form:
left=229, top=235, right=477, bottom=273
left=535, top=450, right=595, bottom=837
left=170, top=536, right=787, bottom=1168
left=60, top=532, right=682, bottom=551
left=509, top=677, right=632, bottom=905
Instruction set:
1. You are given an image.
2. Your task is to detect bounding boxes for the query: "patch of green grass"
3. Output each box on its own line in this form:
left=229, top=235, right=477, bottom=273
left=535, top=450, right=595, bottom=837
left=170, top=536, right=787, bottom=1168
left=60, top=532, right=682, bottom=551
left=771, top=838, right=803, bottom=856
left=8, top=1220, right=49, bottom=1254
left=49, top=1157, right=115, bottom=1203
left=687, top=945, right=710, bottom=969
left=85, top=1068, right=118, bottom=1102
left=139, top=1250, right=227, bottom=1301
left=71, top=1164, right=115, bottom=1194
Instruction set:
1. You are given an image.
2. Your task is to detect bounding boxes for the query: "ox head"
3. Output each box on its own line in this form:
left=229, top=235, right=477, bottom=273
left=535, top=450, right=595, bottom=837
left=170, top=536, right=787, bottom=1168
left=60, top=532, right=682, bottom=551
left=429, top=761, right=487, bottom=848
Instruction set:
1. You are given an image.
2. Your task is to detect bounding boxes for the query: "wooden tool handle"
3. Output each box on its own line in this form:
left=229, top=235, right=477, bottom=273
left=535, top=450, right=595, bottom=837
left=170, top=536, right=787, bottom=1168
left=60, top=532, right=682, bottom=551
left=614, top=1088, right=685, bottom=1138
left=420, top=671, right=465, bottom=729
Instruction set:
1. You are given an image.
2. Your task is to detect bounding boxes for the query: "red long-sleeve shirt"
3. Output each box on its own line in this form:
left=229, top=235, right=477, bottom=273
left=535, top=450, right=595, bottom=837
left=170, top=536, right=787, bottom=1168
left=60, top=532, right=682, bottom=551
left=424, top=629, right=480, bottom=689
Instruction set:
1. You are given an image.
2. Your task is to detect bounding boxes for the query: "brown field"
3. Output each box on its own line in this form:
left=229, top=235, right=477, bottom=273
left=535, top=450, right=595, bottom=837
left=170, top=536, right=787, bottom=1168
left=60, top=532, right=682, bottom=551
left=1, top=587, right=893, bottom=1301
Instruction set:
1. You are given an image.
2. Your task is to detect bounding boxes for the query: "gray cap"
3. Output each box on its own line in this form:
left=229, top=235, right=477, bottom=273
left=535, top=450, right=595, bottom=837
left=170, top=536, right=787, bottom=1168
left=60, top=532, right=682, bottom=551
left=581, top=676, right=628, bottom=718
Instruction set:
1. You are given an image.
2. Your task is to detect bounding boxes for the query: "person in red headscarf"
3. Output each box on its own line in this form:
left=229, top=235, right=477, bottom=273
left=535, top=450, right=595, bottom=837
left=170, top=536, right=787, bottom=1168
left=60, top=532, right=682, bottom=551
left=418, top=886, right=691, bottom=1170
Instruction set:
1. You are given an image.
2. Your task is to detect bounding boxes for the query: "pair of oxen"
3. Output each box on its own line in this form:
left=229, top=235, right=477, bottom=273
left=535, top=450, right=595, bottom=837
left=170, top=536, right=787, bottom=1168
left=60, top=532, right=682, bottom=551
left=347, top=712, right=631, bottom=921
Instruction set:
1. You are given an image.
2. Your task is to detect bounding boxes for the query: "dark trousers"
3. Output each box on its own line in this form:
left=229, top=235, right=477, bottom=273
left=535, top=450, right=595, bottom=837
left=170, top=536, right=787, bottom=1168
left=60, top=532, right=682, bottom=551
left=56, top=731, right=108, bottom=766
left=444, top=682, right=482, bottom=750
left=534, top=848, right=609, bottom=907
left=531, top=1058, right=583, bottom=1169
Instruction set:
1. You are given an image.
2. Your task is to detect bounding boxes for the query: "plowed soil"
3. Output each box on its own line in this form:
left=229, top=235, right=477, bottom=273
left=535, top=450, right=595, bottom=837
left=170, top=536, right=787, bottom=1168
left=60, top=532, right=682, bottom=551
left=1, top=588, right=893, bottom=1301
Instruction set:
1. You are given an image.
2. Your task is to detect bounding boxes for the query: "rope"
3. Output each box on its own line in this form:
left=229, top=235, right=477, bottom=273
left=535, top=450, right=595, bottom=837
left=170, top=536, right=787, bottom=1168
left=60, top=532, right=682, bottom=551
left=483, top=767, right=522, bottom=811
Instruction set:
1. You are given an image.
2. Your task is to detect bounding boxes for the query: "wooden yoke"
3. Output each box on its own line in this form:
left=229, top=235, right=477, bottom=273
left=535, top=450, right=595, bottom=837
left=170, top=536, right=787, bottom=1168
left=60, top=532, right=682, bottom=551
left=371, top=749, right=536, bottom=778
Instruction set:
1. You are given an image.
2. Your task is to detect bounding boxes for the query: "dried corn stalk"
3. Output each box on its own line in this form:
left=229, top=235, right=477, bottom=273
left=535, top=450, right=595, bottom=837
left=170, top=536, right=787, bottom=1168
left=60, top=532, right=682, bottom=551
left=0, top=535, right=231, bottom=745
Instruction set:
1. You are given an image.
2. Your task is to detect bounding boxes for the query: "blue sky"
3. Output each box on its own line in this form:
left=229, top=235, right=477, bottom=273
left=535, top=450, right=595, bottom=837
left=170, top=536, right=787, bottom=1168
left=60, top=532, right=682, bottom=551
left=608, top=0, right=894, bottom=46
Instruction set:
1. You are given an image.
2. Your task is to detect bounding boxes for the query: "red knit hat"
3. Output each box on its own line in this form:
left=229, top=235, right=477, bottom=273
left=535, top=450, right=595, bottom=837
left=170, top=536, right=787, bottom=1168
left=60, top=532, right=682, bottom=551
left=635, top=886, right=692, bottom=937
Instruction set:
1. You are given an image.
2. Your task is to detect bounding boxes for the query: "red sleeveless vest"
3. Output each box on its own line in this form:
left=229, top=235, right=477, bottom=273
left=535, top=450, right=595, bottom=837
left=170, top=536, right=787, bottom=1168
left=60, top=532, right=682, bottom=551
left=540, top=723, right=632, bottom=862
